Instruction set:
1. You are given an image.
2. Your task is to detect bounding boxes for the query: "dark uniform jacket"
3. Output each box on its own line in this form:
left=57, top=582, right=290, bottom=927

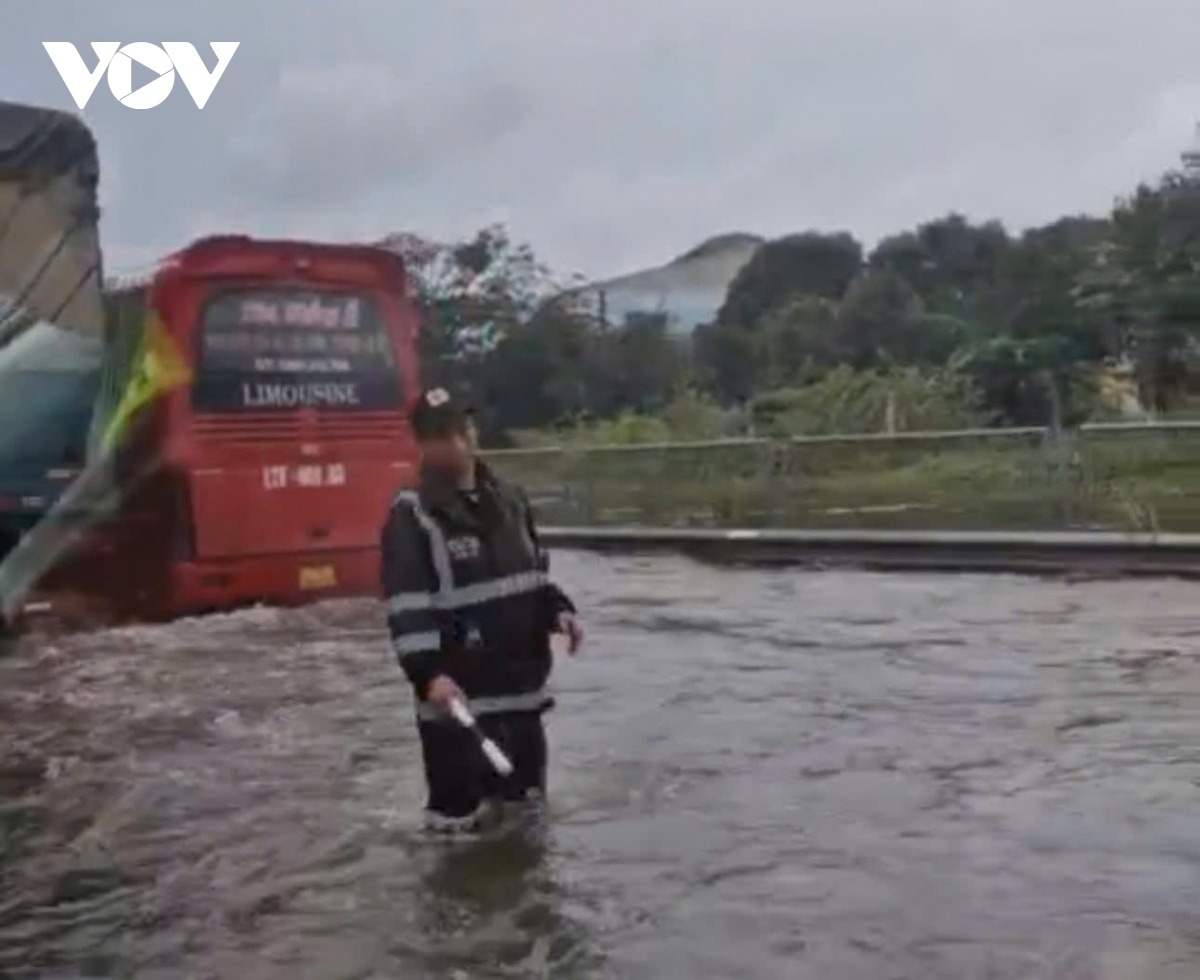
left=380, top=461, right=574, bottom=722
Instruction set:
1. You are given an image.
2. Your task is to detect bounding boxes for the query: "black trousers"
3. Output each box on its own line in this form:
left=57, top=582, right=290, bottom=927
left=417, top=710, right=547, bottom=819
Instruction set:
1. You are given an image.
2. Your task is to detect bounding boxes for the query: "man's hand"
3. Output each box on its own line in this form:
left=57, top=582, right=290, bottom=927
left=555, top=612, right=584, bottom=654
left=425, top=674, right=464, bottom=711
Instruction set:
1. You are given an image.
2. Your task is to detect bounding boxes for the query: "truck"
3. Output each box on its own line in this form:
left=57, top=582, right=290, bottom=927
left=0, top=100, right=105, bottom=566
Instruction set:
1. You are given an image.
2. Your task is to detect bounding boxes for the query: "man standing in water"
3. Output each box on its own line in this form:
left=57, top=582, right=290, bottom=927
left=381, top=387, right=583, bottom=830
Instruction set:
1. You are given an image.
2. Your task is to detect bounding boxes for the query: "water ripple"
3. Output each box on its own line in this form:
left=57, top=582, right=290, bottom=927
left=0, top=553, right=1197, bottom=977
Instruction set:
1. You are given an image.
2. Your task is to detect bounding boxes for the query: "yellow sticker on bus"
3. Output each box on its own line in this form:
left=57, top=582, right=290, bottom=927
left=299, top=565, right=336, bottom=590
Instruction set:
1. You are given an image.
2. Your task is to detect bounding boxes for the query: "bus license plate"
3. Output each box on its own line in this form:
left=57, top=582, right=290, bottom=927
left=299, top=565, right=336, bottom=590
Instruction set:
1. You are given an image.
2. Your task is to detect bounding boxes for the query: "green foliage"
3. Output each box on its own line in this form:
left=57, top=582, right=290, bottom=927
left=716, top=231, right=863, bottom=333
left=510, top=389, right=736, bottom=447
left=870, top=213, right=1009, bottom=296
left=748, top=366, right=986, bottom=436
left=403, top=151, right=1200, bottom=447
left=1070, top=175, right=1200, bottom=413
left=691, top=317, right=759, bottom=403
left=755, top=295, right=838, bottom=387
left=486, top=428, right=1200, bottom=533
left=659, top=388, right=736, bottom=440
left=834, top=269, right=927, bottom=368
left=695, top=231, right=865, bottom=402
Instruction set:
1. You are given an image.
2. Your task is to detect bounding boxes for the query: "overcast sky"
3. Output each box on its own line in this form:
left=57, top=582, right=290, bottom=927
left=5, top=0, right=1200, bottom=281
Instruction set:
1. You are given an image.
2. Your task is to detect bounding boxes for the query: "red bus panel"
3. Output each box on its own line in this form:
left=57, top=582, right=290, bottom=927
left=24, top=236, right=422, bottom=626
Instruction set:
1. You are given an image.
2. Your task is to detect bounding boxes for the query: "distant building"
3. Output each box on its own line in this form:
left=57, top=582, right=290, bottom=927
left=572, top=233, right=764, bottom=335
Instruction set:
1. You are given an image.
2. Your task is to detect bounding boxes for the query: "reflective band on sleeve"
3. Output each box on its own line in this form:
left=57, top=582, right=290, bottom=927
left=393, top=630, right=440, bottom=656
left=387, top=591, right=433, bottom=615
left=416, top=688, right=552, bottom=722
left=397, top=491, right=453, bottom=593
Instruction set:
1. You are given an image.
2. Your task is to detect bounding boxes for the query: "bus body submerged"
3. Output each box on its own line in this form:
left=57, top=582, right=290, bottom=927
left=27, top=234, right=422, bottom=624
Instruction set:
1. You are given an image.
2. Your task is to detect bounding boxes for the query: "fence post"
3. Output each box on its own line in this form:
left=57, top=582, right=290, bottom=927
left=767, top=439, right=790, bottom=526
left=580, top=446, right=595, bottom=524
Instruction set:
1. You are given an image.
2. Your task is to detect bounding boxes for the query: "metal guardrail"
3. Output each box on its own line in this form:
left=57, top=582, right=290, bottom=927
left=483, top=423, right=1200, bottom=534
left=536, top=526, right=1200, bottom=580
left=483, top=419, right=1200, bottom=458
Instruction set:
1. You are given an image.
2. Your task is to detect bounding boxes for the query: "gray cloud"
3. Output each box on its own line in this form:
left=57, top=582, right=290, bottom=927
left=5, top=0, right=1200, bottom=279
left=226, top=62, right=529, bottom=209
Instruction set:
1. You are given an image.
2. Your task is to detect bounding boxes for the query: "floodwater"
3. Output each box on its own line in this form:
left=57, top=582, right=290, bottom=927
left=1, top=552, right=1199, bottom=979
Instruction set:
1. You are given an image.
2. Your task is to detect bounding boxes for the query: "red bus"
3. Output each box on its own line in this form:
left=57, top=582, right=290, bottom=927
left=24, top=234, right=421, bottom=625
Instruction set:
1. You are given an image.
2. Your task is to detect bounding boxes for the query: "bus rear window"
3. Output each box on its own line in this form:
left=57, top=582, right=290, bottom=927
left=192, top=289, right=403, bottom=411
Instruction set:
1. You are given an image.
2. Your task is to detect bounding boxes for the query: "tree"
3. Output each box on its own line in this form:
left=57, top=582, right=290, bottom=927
left=474, top=296, right=594, bottom=439
left=692, top=319, right=759, bottom=404
left=833, top=269, right=929, bottom=368
left=755, top=295, right=839, bottom=387
left=607, top=312, right=685, bottom=413
left=949, top=336, right=1065, bottom=428
left=870, top=213, right=1009, bottom=299
left=1073, top=175, right=1200, bottom=412
left=920, top=214, right=1114, bottom=428
left=380, top=224, right=556, bottom=396
left=694, top=231, right=863, bottom=404
left=716, top=231, right=863, bottom=333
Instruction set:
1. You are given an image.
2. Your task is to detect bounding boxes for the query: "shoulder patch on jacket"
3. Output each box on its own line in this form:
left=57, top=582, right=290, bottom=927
left=446, top=534, right=482, bottom=561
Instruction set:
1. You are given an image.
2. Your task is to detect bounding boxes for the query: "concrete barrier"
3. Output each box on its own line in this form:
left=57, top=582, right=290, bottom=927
left=538, top=526, right=1200, bottom=580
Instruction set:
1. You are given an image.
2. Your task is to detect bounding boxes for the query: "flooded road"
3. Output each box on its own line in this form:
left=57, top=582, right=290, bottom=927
left=1, top=552, right=1199, bottom=979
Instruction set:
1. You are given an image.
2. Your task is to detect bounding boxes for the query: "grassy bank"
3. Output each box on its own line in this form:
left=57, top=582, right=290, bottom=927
left=484, top=426, right=1200, bottom=533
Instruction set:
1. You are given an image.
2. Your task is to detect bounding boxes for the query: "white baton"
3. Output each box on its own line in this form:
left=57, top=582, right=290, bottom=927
left=448, top=697, right=514, bottom=776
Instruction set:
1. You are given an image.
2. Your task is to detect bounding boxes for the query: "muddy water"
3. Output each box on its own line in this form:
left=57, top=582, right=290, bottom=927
left=1, top=552, right=1198, bottom=978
